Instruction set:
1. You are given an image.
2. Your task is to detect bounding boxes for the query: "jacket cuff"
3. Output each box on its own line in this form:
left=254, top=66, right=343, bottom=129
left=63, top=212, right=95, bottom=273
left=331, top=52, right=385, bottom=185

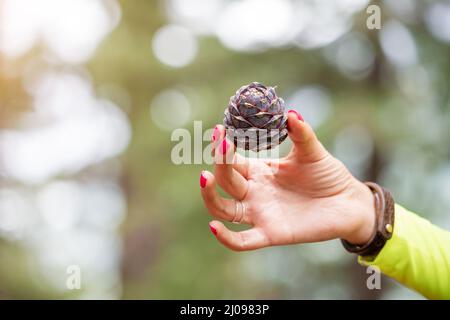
left=358, top=203, right=450, bottom=299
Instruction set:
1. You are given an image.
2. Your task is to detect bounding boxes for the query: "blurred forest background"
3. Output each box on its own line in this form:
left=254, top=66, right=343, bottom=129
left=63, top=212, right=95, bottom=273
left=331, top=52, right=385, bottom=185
left=0, top=0, right=449, bottom=299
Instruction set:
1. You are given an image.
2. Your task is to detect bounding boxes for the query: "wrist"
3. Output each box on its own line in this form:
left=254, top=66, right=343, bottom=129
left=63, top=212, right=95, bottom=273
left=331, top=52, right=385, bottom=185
left=341, top=180, right=376, bottom=245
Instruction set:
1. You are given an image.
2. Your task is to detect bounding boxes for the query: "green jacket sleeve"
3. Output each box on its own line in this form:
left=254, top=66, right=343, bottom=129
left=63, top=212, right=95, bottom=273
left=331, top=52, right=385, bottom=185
left=359, top=204, right=450, bottom=299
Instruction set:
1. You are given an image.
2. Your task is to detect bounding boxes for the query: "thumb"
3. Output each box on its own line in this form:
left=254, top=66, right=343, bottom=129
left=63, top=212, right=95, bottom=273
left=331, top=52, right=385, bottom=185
left=286, top=110, right=328, bottom=161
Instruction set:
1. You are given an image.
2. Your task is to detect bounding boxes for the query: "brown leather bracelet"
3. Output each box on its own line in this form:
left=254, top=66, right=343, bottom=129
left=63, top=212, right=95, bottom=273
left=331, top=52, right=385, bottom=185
left=341, top=182, right=395, bottom=257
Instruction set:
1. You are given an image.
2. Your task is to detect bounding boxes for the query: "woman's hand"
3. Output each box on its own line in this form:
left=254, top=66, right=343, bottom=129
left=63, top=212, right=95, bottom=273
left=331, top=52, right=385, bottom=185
left=200, top=110, right=376, bottom=251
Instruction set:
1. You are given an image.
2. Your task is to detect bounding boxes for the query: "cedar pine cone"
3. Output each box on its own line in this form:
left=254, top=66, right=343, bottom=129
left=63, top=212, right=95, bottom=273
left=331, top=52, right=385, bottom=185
left=223, top=82, right=288, bottom=152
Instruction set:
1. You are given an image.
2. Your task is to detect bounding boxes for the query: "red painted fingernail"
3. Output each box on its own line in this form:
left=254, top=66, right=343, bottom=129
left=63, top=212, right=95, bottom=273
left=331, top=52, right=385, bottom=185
left=212, top=126, right=219, bottom=142
left=288, top=109, right=304, bottom=122
left=200, top=171, right=207, bottom=188
left=209, top=224, right=217, bottom=236
left=220, top=139, right=228, bottom=155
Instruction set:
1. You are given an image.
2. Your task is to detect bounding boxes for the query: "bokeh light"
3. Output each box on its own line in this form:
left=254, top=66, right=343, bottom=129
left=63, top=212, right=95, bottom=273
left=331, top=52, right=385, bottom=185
left=286, top=86, right=333, bottom=129
left=425, top=1, right=450, bottom=43
left=0, top=71, right=131, bottom=184
left=152, top=24, right=198, bottom=68
left=0, top=0, right=128, bottom=299
left=0, top=0, right=120, bottom=64
left=324, top=32, right=375, bottom=80
left=150, top=88, right=191, bottom=130
left=166, top=0, right=224, bottom=35
left=216, top=0, right=294, bottom=51
left=379, top=20, right=417, bottom=68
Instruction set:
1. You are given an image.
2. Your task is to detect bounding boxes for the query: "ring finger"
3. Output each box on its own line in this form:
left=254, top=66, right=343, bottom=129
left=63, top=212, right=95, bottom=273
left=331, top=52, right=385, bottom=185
left=200, top=170, right=251, bottom=225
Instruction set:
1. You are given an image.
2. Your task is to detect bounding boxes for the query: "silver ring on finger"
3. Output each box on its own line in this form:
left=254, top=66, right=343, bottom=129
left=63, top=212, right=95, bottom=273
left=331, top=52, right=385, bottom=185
left=232, top=200, right=246, bottom=224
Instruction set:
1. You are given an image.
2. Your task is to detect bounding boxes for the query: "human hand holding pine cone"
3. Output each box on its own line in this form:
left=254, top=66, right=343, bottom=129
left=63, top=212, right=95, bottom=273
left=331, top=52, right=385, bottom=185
left=200, top=111, right=376, bottom=251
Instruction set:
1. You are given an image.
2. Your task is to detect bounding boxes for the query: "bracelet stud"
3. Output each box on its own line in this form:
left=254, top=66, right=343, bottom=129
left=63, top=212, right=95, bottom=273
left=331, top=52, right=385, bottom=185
left=385, top=223, right=393, bottom=234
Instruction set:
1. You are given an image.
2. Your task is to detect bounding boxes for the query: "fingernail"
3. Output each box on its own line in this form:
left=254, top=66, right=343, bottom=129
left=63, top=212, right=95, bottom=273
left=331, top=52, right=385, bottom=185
left=212, top=126, right=219, bottom=142
left=220, top=139, right=228, bottom=155
left=200, top=171, right=207, bottom=188
left=209, top=224, right=217, bottom=236
left=288, top=109, right=304, bottom=122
